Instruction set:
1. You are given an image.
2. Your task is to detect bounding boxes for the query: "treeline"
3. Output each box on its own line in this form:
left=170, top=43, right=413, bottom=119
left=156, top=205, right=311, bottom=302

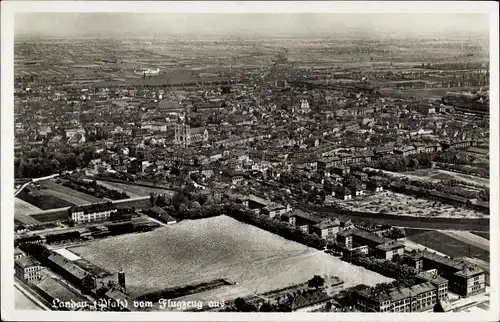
left=62, top=177, right=129, bottom=200
left=359, top=153, right=434, bottom=173
left=14, top=146, right=97, bottom=178
left=435, top=162, right=489, bottom=179
left=224, top=203, right=326, bottom=250
left=350, top=252, right=417, bottom=288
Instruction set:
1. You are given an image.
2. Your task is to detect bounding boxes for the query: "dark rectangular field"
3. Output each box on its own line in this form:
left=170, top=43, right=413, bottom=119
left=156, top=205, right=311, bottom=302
left=408, top=230, right=490, bottom=263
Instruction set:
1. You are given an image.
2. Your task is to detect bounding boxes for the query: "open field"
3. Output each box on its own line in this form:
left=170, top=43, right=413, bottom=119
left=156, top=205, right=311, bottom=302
left=438, top=230, right=489, bottom=251
left=407, top=230, right=489, bottom=262
left=378, top=87, right=477, bottom=100
left=404, top=169, right=489, bottom=188
left=15, top=197, right=42, bottom=215
left=70, top=215, right=392, bottom=302
left=403, top=238, right=447, bottom=257
left=96, top=180, right=174, bottom=198
left=40, top=181, right=104, bottom=204
left=18, top=190, right=75, bottom=210
left=471, top=231, right=490, bottom=240
left=338, top=191, right=486, bottom=219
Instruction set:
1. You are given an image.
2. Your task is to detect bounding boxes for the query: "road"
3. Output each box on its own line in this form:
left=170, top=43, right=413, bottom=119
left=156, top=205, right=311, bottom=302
left=15, top=279, right=50, bottom=311
left=14, top=174, right=60, bottom=197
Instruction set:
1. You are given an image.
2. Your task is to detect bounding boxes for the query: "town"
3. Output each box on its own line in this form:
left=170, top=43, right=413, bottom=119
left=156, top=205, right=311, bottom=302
left=13, top=19, right=490, bottom=314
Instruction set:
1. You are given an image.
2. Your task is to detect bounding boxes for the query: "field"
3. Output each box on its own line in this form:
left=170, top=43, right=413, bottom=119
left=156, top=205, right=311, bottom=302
left=407, top=230, right=489, bottom=262
left=338, top=191, right=486, bottom=219
left=471, top=231, right=490, bottom=240
left=438, top=230, right=489, bottom=251
left=96, top=180, right=174, bottom=198
left=404, top=169, right=489, bottom=188
left=40, top=181, right=104, bottom=204
left=17, top=190, right=75, bottom=210
left=15, top=197, right=42, bottom=215
left=378, top=87, right=476, bottom=100
left=70, top=215, right=392, bottom=303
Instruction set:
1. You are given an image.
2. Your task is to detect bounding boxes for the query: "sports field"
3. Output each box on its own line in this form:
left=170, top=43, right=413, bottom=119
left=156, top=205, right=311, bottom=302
left=96, top=180, right=173, bottom=198
left=40, top=181, right=104, bottom=204
left=70, top=216, right=392, bottom=301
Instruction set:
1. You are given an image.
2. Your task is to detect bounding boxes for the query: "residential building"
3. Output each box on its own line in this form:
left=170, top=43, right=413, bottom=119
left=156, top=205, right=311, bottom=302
left=374, top=240, right=405, bottom=260
left=416, top=270, right=449, bottom=302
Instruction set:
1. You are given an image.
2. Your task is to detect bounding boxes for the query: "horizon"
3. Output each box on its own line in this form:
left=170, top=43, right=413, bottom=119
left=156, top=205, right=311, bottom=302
left=15, top=13, right=490, bottom=39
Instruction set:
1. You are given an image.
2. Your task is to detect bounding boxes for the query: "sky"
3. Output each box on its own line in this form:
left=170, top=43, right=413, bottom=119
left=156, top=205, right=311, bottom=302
left=15, top=13, right=490, bottom=38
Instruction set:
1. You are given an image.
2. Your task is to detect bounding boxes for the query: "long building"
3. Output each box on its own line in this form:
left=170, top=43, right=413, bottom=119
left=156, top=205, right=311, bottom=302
left=403, top=250, right=486, bottom=298
left=355, top=281, right=440, bottom=312
left=68, top=202, right=118, bottom=224
left=336, top=228, right=404, bottom=260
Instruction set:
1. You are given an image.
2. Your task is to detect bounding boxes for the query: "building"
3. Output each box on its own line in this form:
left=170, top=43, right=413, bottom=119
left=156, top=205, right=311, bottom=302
left=403, top=250, right=485, bottom=297
left=147, top=207, right=177, bottom=225
left=336, top=228, right=393, bottom=257
left=331, top=165, right=350, bottom=176
left=14, top=247, right=26, bottom=260
left=310, top=218, right=341, bottom=240
left=174, top=123, right=209, bottom=147
left=356, top=282, right=439, bottom=312
left=394, top=146, right=417, bottom=157
left=335, top=187, right=352, bottom=200
left=416, top=270, right=449, bottom=302
left=68, top=202, right=118, bottom=224
left=374, top=240, right=405, bottom=260
left=283, top=209, right=319, bottom=233
left=367, top=179, right=384, bottom=192
left=263, top=203, right=291, bottom=219
left=15, top=257, right=43, bottom=282
left=46, top=253, right=96, bottom=292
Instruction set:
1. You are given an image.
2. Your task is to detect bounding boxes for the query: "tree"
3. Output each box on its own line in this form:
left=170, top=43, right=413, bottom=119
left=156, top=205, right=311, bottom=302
left=383, top=227, right=406, bottom=240
left=308, top=275, right=325, bottom=289
left=149, top=192, right=157, bottom=207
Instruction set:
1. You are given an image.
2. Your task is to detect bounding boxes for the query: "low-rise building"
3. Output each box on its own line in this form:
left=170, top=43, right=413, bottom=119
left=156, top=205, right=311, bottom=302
left=310, top=218, right=341, bottom=240
left=374, top=240, right=405, bottom=260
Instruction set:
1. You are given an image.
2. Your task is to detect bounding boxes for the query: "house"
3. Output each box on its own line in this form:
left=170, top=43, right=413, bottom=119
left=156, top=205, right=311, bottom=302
left=354, top=221, right=392, bottom=236
left=351, top=171, right=368, bottom=182
left=413, top=143, right=426, bottom=154
left=15, top=257, right=43, bottom=282
left=367, top=179, right=384, bottom=192
left=335, top=187, right=352, bottom=200
left=331, top=165, right=350, bottom=177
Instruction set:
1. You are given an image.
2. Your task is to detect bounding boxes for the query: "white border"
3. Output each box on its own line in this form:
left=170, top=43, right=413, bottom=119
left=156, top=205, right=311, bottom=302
left=1, top=1, right=499, bottom=321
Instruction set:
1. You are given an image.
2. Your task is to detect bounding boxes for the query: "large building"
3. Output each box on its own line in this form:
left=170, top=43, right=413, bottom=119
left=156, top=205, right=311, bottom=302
left=174, top=123, right=209, bottom=147
left=68, top=202, right=118, bottom=224
left=15, top=257, right=43, bottom=282
left=356, top=282, right=440, bottom=312
left=403, top=250, right=486, bottom=298
left=336, top=228, right=404, bottom=260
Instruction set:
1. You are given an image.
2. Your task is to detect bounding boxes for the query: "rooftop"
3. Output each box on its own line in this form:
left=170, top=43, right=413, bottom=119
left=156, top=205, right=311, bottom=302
left=416, top=271, right=448, bottom=285
left=15, top=256, right=40, bottom=268
left=376, top=240, right=405, bottom=252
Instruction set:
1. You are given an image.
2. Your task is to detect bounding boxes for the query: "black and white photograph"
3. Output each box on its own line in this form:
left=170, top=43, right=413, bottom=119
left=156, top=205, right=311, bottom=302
left=1, top=1, right=499, bottom=321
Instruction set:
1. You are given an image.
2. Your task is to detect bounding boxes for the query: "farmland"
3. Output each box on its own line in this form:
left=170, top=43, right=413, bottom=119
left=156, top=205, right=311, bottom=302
left=407, top=230, right=489, bottom=262
left=338, top=191, right=486, bottom=219
left=70, top=215, right=392, bottom=303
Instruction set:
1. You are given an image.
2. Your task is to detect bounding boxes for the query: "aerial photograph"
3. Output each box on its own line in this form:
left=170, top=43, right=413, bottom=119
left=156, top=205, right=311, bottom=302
left=10, top=10, right=492, bottom=316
